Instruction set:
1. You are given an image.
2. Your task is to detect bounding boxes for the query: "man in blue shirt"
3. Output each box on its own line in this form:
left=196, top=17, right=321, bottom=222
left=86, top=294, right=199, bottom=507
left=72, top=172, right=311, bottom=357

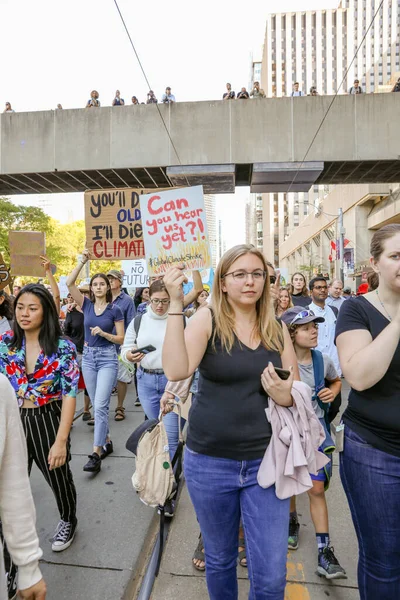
left=107, top=270, right=136, bottom=421
left=326, top=279, right=346, bottom=312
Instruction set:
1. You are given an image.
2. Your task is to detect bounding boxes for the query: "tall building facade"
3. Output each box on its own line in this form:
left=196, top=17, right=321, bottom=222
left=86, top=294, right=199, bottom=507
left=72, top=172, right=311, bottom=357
left=203, top=194, right=217, bottom=268
left=258, top=0, right=399, bottom=287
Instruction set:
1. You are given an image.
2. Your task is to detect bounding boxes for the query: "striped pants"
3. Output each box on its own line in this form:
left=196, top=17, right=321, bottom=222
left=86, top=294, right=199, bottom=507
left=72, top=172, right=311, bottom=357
left=20, top=400, right=77, bottom=522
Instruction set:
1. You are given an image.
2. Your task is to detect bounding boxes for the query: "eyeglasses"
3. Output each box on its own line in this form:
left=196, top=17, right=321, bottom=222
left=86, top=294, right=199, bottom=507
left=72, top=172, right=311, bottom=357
left=313, top=285, right=328, bottom=291
left=222, top=269, right=266, bottom=281
left=150, top=298, right=170, bottom=305
left=269, top=275, right=277, bottom=284
left=290, top=310, right=314, bottom=325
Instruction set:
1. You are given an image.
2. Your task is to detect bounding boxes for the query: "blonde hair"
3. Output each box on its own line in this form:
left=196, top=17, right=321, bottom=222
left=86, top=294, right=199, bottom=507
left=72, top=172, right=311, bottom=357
left=278, top=287, right=293, bottom=310
left=211, top=245, right=284, bottom=354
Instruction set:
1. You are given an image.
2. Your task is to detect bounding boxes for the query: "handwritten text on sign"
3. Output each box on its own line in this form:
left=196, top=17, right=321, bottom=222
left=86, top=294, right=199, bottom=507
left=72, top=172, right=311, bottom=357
left=140, top=186, right=211, bottom=275
left=85, top=188, right=166, bottom=260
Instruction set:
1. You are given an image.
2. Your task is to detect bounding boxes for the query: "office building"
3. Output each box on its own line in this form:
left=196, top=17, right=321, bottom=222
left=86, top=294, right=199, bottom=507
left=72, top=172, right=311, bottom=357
left=257, top=0, right=399, bottom=286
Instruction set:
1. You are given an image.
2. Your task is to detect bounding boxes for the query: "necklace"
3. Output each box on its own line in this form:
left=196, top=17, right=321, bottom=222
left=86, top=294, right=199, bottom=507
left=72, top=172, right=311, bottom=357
left=375, top=289, right=392, bottom=322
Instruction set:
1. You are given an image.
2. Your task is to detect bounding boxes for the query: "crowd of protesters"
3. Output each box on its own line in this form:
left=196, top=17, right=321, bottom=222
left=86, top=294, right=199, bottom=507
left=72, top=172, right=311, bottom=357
left=1, top=223, right=400, bottom=599
left=4, top=75, right=393, bottom=115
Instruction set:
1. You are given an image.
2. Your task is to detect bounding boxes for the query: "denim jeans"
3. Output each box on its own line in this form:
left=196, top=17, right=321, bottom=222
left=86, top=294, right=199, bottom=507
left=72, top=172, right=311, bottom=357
left=137, top=368, right=183, bottom=460
left=184, top=446, right=290, bottom=600
left=82, top=346, right=118, bottom=447
left=340, top=425, right=400, bottom=599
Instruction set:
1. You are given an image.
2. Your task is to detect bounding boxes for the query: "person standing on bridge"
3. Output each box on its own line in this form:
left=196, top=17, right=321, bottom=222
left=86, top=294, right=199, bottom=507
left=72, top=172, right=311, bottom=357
left=349, top=79, right=363, bottom=94
left=336, top=223, right=400, bottom=600
left=162, top=87, right=175, bottom=104
left=86, top=90, right=100, bottom=108
left=112, top=90, right=125, bottom=106
left=67, top=251, right=124, bottom=474
left=162, top=245, right=299, bottom=600
left=223, top=83, right=235, bottom=100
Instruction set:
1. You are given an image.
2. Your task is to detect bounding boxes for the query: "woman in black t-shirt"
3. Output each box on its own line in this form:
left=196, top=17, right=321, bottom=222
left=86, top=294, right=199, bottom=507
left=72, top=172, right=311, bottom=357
left=290, top=272, right=312, bottom=308
left=162, top=245, right=299, bottom=600
left=336, top=223, right=400, bottom=600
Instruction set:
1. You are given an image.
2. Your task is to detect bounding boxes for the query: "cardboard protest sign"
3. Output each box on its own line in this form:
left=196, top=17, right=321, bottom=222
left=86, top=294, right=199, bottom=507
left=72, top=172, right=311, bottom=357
left=0, top=253, right=11, bottom=292
left=140, top=186, right=212, bottom=276
left=9, top=231, right=46, bottom=277
left=121, top=259, right=149, bottom=290
left=84, top=188, right=170, bottom=261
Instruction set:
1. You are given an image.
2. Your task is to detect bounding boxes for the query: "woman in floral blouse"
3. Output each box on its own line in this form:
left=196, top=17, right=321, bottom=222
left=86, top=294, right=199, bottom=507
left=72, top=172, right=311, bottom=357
left=0, top=284, right=79, bottom=555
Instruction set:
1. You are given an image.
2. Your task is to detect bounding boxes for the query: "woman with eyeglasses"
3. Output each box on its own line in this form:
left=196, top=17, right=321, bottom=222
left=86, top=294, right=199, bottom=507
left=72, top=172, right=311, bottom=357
left=290, top=272, right=312, bottom=308
left=162, top=245, right=299, bottom=599
left=121, top=280, right=183, bottom=466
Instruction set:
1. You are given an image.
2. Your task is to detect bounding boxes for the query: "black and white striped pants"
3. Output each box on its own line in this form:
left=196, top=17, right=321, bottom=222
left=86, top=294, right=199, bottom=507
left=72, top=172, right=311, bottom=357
left=20, top=400, right=77, bottom=523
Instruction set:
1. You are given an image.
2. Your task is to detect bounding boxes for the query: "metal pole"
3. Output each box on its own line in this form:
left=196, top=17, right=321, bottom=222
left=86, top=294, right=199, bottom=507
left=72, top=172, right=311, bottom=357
left=338, top=208, right=345, bottom=284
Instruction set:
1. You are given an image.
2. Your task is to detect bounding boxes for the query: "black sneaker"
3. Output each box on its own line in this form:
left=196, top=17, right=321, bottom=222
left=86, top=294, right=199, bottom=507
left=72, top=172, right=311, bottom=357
left=51, top=518, right=77, bottom=552
left=158, top=499, right=175, bottom=518
left=134, top=398, right=141, bottom=407
left=288, top=515, right=300, bottom=550
left=82, top=411, right=91, bottom=422
left=100, top=441, right=114, bottom=460
left=317, top=546, right=347, bottom=580
left=83, top=453, right=101, bottom=473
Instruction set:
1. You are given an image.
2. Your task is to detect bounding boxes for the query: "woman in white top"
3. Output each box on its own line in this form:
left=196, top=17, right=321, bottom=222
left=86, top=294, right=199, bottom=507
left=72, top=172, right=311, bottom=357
left=121, top=279, right=182, bottom=462
left=0, top=291, right=13, bottom=336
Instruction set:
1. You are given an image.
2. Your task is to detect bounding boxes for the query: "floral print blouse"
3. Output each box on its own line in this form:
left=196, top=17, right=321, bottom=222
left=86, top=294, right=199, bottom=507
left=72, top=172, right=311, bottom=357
left=0, top=333, right=80, bottom=407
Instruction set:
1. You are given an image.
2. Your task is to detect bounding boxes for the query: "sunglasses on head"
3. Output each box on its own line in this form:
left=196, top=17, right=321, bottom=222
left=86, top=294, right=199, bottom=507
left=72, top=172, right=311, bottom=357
left=290, top=309, right=314, bottom=325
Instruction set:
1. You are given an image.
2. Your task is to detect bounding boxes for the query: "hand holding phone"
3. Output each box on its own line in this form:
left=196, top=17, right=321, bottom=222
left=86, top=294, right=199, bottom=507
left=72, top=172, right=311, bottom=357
left=274, top=367, right=291, bottom=380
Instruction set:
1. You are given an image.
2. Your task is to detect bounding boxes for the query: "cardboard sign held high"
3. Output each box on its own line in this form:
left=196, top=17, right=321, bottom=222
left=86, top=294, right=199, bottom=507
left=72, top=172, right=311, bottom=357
left=9, top=231, right=46, bottom=277
left=140, top=186, right=212, bottom=276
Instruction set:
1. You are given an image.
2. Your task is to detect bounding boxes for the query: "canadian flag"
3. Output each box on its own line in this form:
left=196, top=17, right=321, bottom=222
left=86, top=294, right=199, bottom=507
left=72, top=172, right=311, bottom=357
left=329, top=239, right=350, bottom=261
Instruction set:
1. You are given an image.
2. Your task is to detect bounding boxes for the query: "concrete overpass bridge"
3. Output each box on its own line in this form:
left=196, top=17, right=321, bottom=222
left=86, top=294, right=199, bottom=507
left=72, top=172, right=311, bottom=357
left=0, top=94, right=399, bottom=196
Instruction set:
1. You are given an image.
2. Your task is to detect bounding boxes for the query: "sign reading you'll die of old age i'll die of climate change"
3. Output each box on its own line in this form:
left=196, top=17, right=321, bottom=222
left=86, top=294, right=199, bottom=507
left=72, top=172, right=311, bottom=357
left=84, top=187, right=169, bottom=260
left=140, top=185, right=212, bottom=276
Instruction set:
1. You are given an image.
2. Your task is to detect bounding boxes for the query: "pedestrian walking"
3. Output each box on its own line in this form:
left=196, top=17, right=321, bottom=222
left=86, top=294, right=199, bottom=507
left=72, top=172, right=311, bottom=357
left=0, top=284, right=80, bottom=555
left=282, top=307, right=346, bottom=580
left=67, top=251, right=124, bottom=474
left=0, top=374, right=47, bottom=600
left=162, top=244, right=299, bottom=600
left=336, top=223, right=400, bottom=600
left=290, top=272, right=311, bottom=307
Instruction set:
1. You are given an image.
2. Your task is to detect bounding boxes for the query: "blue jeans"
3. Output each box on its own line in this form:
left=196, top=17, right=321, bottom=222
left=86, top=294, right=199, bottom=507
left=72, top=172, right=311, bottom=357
left=340, top=425, right=400, bottom=599
left=137, top=369, right=183, bottom=460
left=184, top=446, right=290, bottom=600
left=82, top=346, right=118, bottom=448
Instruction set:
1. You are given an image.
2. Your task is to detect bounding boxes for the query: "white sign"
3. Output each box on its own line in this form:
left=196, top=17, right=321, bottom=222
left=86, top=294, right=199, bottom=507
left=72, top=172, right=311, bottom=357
left=59, top=275, right=69, bottom=298
left=121, top=259, right=149, bottom=290
left=139, top=185, right=212, bottom=276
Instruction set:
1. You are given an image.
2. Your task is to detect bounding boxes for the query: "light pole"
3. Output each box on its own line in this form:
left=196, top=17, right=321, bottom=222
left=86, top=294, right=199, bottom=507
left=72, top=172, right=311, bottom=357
left=293, top=201, right=345, bottom=284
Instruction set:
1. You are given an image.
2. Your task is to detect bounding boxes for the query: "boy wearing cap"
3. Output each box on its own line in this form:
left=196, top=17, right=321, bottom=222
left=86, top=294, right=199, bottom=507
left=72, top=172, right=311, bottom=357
left=281, top=306, right=346, bottom=580
left=107, top=270, right=136, bottom=421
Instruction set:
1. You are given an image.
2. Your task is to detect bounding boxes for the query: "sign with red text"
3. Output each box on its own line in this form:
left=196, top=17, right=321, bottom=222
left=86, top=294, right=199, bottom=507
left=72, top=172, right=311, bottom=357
left=84, top=188, right=170, bottom=260
left=140, top=186, right=212, bottom=276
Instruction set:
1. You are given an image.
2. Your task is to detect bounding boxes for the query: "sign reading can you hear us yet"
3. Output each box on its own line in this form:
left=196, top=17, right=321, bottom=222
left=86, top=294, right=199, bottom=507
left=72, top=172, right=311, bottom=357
left=140, top=185, right=212, bottom=276
left=84, top=188, right=169, bottom=260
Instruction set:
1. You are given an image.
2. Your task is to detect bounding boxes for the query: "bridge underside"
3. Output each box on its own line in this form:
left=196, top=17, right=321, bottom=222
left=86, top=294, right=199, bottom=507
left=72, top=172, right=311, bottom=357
left=1, top=160, right=399, bottom=196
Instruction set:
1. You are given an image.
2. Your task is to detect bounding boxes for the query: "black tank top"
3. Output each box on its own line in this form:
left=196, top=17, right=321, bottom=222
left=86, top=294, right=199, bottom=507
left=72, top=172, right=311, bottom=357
left=187, top=329, right=282, bottom=461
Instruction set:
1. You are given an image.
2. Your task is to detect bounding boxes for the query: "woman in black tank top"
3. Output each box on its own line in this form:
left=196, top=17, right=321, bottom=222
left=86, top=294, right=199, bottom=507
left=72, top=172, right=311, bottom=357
left=163, top=245, right=299, bottom=600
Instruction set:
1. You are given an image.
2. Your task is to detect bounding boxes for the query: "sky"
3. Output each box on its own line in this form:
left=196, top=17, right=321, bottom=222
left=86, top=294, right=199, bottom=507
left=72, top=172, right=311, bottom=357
left=0, top=0, right=340, bottom=249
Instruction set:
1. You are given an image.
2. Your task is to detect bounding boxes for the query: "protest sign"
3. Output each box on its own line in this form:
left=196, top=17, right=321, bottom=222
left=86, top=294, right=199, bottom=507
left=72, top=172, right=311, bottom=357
left=183, top=268, right=214, bottom=296
left=9, top=231, right=46, bottom=277
left=140, top=186, right=212, bottom=276
left=121, top=259, right=149, bottom=290
left=58, top=275, right=69, bottom=298
left=84, top=187, right=170, bottom=261
left=0, top=253, right=11, bottom=292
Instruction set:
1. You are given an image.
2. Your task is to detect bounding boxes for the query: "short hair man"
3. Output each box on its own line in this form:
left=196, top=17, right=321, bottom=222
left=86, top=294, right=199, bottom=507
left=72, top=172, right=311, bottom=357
left=162, top=87, right=175, bottom=104
left=309, top=276, right=341, bottom=376
left=223, top=83, right=235, bottom=100
left=342, top=287, right=352, bottom=298
left=107, top=270, right=136, bottom=421
left=237, top=87, right=250, bottom=99
left=326, top=279, right=346, bottom=311
left=291, top=82, right=303, bottom=97
left=250, top=81, right=266, bottom=98
left=349, top=79, right=363, bottom=94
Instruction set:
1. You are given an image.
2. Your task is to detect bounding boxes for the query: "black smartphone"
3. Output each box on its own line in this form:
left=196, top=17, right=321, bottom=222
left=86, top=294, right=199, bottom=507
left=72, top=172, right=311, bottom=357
left=274, top=367, right=291, bottom=380
left=134, top=345, right=156, bottom=355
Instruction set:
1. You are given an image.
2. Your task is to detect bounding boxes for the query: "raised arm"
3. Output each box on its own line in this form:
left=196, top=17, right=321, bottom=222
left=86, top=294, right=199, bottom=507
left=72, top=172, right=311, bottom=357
left=66, top=249, right=89, bottom=307
left=40, top=255, right=60, bottom=315
left=163, top=266, right=211, bottom=381
left=336, top=314, right=400, bottom=391
left=183, top=270, right=203, bottom=308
